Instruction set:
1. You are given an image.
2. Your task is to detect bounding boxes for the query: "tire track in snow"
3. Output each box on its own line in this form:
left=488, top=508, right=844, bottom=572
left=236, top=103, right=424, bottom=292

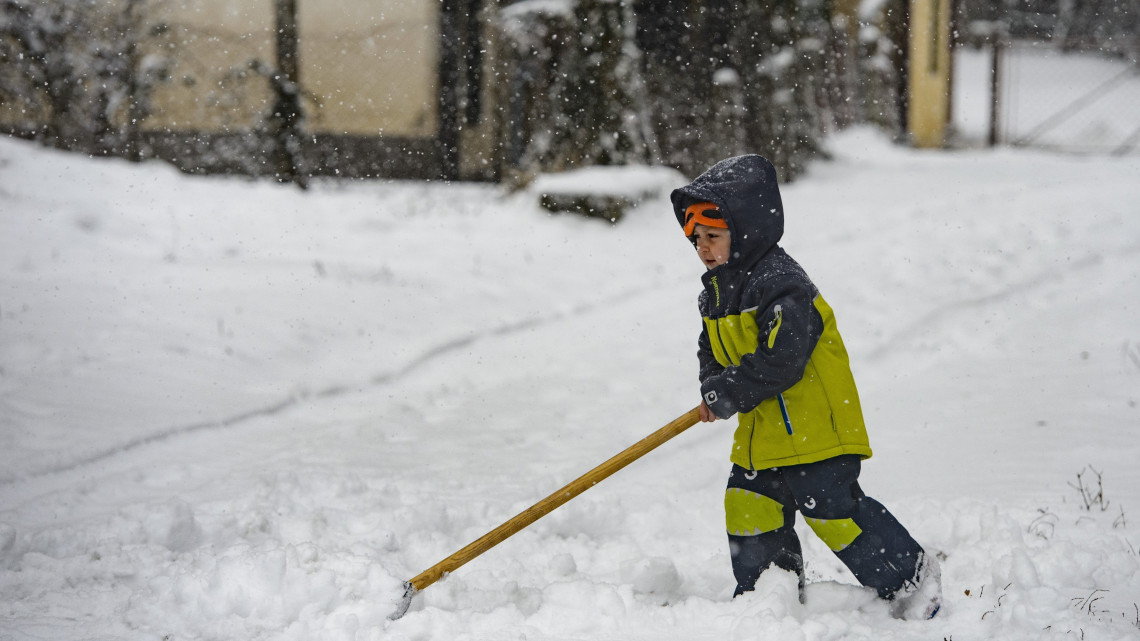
left=865, top=242, right=1140, bottom=363
left=0, top=283, right=667, bottom=486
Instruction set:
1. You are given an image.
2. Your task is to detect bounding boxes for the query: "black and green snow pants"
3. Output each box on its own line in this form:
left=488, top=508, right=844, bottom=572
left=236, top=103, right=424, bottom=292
left=725, top=454, right=924, bottom=600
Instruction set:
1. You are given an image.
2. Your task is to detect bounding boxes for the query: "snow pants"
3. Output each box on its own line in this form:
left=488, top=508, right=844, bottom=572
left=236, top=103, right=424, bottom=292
left=725, top=454, right=924, bottom=599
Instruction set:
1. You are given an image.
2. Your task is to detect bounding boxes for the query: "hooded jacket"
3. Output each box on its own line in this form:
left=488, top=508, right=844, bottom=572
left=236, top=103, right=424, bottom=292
left=671, top=155, right=872, bottom=470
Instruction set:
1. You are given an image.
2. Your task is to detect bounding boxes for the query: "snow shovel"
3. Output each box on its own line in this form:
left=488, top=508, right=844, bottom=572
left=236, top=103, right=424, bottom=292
left=388, top=406, right=701, bottom=620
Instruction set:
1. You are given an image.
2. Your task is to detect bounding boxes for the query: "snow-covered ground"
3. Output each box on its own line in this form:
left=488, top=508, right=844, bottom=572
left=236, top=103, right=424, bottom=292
left=3, top=125, right=1139, bottom=640
left=4, top=38, right=1140, bottom=640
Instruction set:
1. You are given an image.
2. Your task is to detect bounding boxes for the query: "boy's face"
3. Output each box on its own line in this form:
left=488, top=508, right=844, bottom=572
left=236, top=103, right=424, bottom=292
left=691, top=224, right=731, bottom=269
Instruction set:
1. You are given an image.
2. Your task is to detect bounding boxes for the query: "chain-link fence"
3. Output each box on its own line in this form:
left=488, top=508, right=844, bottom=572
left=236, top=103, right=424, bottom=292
left=954, top=0, right=1140, bottom=155
left=996, top=41, right=1140, bottom=155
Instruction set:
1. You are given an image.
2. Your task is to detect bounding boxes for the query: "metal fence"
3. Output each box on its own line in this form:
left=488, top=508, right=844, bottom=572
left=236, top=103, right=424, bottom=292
left=953, top=0, right=1140, bottom=155
left=995, top=41, right=1140, bottom=155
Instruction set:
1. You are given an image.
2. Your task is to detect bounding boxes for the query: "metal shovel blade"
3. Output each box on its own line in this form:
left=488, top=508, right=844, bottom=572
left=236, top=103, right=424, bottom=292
left=388, top=582, right=417, bottom=620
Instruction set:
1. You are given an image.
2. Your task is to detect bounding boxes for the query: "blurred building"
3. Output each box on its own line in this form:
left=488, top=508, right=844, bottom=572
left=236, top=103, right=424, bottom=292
left=139, top=0, right=495, bottom=180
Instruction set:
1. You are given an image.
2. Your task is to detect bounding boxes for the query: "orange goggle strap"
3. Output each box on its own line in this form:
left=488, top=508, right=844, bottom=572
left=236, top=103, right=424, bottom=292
left=683, top=202, right=727, bottom=236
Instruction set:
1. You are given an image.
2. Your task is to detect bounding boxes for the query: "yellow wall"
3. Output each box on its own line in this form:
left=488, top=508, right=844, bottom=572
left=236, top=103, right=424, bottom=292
left=907, top=0, right=952, bottom=148
left=145, top=0, right=437, bottom=136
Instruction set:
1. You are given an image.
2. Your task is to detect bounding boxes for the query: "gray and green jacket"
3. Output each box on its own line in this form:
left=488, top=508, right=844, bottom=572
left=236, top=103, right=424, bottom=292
left=671, top=155, right=872, bottom=470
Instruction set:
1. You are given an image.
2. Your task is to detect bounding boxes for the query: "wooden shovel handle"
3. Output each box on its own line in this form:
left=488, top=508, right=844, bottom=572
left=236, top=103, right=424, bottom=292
left=405, top=406, right=701, bottom=592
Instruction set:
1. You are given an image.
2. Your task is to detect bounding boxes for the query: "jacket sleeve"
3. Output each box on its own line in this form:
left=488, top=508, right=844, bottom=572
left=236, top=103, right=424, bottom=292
left=698, top=324, right=724, bottom=382
left=699, top=276, right=822, bottom=419
left=696, top=290, right=725, bottom=383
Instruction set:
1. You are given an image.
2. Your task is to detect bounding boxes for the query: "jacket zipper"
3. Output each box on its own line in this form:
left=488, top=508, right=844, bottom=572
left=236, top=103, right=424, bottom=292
left=777, top=393, right=794, bottom=435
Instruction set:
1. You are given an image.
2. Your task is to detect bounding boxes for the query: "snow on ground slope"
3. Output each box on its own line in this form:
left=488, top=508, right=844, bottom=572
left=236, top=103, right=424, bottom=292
left=1, top=130, right=1138, bottom=641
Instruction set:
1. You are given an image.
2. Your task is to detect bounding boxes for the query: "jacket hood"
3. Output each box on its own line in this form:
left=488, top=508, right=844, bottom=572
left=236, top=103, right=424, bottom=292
left=671, top=154, right=784, bottom=269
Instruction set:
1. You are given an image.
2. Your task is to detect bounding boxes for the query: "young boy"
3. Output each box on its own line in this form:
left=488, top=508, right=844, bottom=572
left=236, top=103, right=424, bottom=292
left=671, top=154, right=942, bottom=620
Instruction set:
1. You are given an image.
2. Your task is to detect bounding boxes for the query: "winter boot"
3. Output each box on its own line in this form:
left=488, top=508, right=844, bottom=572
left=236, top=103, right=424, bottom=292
left=889, top=551, right=942, bottom=620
